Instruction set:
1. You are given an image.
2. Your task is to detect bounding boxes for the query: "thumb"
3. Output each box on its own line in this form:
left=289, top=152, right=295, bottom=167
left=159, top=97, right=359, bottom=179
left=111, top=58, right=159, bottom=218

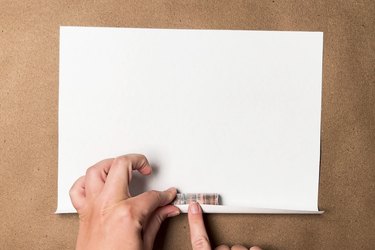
left=188, top=202, right=211, bottom=250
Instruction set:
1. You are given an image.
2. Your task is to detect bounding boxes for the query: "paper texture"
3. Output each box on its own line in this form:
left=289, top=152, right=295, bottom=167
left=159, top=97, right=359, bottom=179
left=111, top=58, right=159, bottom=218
left=58, top=26, right=323, bottom=214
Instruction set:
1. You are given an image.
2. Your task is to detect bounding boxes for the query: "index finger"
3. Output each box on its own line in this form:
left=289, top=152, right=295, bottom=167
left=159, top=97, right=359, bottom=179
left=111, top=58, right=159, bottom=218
left=102, top=154, right=152, bottom=200
left=188, top=202, right=211, bottom=250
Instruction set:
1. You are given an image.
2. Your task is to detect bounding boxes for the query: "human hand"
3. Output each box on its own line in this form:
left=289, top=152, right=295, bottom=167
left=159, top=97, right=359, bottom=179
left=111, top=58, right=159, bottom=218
left=69, top=154, right=180, bottom=250
left=188, top=202, right=262, bottom=250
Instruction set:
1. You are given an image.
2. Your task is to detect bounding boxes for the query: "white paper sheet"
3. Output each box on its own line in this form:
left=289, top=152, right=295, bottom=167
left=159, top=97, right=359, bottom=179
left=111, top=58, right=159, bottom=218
left=57, top=26, right=323, bottom=214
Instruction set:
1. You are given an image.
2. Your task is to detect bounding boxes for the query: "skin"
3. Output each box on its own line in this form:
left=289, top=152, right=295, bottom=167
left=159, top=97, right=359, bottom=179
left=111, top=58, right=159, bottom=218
left=70, top=154, right=262, bottom=250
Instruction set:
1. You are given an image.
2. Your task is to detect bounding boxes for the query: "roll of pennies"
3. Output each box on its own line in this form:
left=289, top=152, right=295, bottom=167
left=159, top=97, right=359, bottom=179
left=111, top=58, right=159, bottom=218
left=173, top=193, right=219, bottom=205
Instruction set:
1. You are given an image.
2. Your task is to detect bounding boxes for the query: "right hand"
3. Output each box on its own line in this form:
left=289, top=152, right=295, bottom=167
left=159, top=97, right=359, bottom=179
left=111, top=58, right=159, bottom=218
left=188, top=202, right=263, bottom=250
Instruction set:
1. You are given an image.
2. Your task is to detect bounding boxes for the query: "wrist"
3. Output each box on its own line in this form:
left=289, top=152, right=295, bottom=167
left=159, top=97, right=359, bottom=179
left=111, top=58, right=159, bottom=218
left=76, top=218, right=142, bottom=250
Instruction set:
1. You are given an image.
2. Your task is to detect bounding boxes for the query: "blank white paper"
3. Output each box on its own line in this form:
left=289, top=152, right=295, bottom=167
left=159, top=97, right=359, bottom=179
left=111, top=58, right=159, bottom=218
left=57, top=26, right=323, bottom=214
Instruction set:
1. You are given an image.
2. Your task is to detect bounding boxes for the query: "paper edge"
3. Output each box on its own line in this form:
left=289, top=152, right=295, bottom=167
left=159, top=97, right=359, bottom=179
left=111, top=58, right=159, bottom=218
left=55, top=206, right=324, bottom=214
left=59, top=26, right=324, bottom=34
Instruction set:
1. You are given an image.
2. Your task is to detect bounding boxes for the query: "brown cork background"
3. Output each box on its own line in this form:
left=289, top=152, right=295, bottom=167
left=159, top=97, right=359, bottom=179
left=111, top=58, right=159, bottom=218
left=1, top=0, right=374, bottom=249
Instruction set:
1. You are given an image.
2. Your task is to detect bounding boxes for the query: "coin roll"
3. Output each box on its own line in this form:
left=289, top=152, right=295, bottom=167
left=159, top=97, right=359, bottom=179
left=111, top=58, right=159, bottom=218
left=173, top=193, right=219, bottom=205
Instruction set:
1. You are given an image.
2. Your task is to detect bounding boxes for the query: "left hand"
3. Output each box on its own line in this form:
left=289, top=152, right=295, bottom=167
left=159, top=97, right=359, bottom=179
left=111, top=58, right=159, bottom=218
left=69, top=154, right=180, bottom=250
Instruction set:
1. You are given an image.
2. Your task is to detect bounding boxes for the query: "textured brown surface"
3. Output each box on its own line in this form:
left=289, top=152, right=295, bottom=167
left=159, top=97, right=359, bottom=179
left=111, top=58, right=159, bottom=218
left=1, top=1, right=374, bottom=249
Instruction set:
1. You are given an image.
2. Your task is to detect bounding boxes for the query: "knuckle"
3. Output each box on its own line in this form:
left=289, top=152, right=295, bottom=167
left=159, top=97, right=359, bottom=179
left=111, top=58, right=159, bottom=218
left=149, top=190, right=162, bottom=202
left=192, top=236, right=210, bottom=250
left=114, top=156, right=131, bottom=166
left=121, top=204, right=134, bottom=216
left=132, top=153, right=146, bottom=159
left=68, top=187, right=76, bottom=197
left=138, top=154, right=147, bottom=163
left=68, top=190, right=75, bottom=201
left=130, top=154, right=148, bottom=166
left=85, top=165, right=96, bottom=176
left=116, top=204, right=141, bottom=228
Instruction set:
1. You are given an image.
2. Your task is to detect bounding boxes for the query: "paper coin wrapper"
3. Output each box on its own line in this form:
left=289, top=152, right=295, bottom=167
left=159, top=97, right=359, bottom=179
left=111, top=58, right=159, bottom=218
left=173, top=193, right=220, bottom=205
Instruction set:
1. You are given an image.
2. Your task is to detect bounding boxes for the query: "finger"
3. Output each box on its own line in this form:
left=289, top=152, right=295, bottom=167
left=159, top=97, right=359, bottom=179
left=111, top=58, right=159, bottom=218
left=143, top=205, right=180, bottom=250
left=249, top=247, right=262, bottom=250
left=188, top=202, right=211, bottom=250
left=69, top=176, right=86, bottom=211
left=102, top=154, right=152, bottom=200
left=85, top=158, right=114, bottom=198
left=215, top=245, right=230, bottom=250
left=131, top=188, right=177, bottom=219
left=231, top=245, right=247, bottom=250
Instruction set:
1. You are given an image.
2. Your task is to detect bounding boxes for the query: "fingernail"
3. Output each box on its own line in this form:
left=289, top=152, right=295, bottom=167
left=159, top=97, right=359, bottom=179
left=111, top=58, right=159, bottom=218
left=167, top=210, right=180, bottom=217
left=189, top=202, right=200, bottom=214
